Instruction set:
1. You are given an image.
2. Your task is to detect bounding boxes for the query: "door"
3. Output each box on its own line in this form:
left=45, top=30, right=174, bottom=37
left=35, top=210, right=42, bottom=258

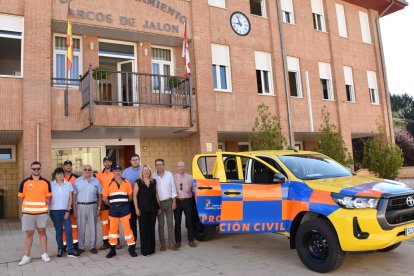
left=219, top=153, right=286, bottom=233
left=117, top=60, right=136, bottom=106
left=105, top=145, right=135, bottom=169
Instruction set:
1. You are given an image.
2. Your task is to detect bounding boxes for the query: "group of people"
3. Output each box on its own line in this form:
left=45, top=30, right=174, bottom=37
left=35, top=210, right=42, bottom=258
left=17, top=154, right=196, bottom=266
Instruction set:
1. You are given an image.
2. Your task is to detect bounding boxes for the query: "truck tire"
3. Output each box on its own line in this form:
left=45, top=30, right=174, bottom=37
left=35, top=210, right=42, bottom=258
left=377, top=242, right=401, bottom=252
left=295, top=218, right=346, bottom=273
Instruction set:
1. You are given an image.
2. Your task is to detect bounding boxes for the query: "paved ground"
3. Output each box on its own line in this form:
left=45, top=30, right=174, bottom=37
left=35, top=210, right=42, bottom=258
left=1, top=217, right=414, bottom=276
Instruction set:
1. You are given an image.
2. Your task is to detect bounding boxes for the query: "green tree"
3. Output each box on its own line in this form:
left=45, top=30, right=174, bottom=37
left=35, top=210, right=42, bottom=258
left=315, top=106, right=353, bottom=166
left=249, top=103, right=287, bottom=150
left=391, top=93, right=414, bottom=136
left=363, top=121, right=404, bottom=179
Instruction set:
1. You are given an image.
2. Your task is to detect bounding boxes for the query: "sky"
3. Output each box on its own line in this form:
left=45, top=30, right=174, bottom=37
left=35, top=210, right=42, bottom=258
left=381, top=1, right=414, bottom=97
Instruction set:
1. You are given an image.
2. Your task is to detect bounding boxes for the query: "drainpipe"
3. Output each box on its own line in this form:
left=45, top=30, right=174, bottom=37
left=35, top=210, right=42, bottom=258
left=36, top=123, right=40, bottom=161
left=275, top=0, right=294, bottom=148
left=376, top=0, right=396, bottom=142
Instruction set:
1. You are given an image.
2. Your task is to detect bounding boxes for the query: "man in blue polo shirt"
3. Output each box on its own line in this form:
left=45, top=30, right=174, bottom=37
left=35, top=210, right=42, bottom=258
left=122, top=154, right=142, bottom=244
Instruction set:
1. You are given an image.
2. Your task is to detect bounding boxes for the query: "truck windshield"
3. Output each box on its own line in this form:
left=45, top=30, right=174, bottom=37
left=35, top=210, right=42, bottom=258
left=278, top=154, right=353, bottom=180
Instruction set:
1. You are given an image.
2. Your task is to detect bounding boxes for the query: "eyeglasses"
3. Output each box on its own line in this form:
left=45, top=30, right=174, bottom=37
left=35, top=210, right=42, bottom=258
left=84, top=168, right=92, bottom=172
left=155, top=163, right=164, bottom=166
left=131, top=158, right=140, bottom=161
left=180, top=183, right=183, bottom=190
left=31, top=168, right=41, bottom=171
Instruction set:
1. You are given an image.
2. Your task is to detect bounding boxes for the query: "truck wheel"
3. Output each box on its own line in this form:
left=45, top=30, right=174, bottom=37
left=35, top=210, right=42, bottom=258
left=378, top=242, right=401, bottom=252
left=191, top=209, right=216, bottom=241
left=295, top=218, right=346, bottom=273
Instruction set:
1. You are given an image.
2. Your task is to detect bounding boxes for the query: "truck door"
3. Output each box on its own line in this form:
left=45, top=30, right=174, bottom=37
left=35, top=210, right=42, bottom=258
left=219, top=153, right=286, bottom=233
left=192, top=154, right=222, bottom=224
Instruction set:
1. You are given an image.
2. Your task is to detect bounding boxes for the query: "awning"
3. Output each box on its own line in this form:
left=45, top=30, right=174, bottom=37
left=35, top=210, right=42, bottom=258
left=0, top=131, right=22, bottom=144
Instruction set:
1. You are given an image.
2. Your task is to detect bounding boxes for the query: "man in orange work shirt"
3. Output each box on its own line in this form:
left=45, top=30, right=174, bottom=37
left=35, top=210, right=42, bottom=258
left=62, top=160, right=79, bottom=251
left=96, top=156, right=114, bottom=249
left=17, top=161, right=52, bottom=266
left=102, top=165, right=137, bottom=258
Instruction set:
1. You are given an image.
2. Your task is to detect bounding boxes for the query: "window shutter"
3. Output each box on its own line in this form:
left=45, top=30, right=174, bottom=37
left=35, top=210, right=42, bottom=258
left=359, top=11, right=372, bottom=44
left=367, top=71, right=378, bottom=89
left=343, top=66, right=353, bottom=85
left=335, top=4, right=348, bottom=38
left=281, top=0, right=294, bottom=13
left=0, top=13, right=24, bottom=33
left=208, top=0, right=226, bottom=9
left=211, top=44, right=229, bottom=66
left=318, top=62, right=331, bottom=80
left=311, top=0, right=324, bottom=15
left=287, top=56, right=300, bottom=71
left=254, top=51, right=271, bottom=71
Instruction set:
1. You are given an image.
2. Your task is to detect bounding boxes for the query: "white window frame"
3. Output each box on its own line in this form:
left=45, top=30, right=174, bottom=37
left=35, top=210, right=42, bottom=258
left=343, top=66, right=355, bottom=102
left=238, top=142, right=251, bottom=152
left=311, top=0, right=326, bottom=32
left=335, top=4, right=348, bottom=38
left=151, top=45, right=175, bottom=94
left=250, top=0, right=267, bottom=18
left=53, top=34, right=83, bottom=88
left=0, top=145, right=16, bottom=162
left=212, top=44, right=232, bottom=92
left=287, top=56, right=302, bottom=98
left=208, top=0, right=226, bottom=9
left=0, top=14, right=24, bottom=78
left=359, top=11, right=372, bottom=44
left=255, top=51, right=274, bottom=95
left=318, top=62, right=334, bottom=100
left=281, top=0, right=295, bottom=24
left=367, top=71, right=379, bottom=104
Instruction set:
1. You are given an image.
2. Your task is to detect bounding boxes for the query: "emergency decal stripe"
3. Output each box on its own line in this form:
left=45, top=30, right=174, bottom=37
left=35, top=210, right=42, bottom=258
left=309, top=190, right=336, bottom=205
left=309, top=202, right=339, bottom=217
left=282, top=200, right=309, bottom=221
left=195, top=179, right=222, bottom=196
left=243, top=201, right=282, bottom=221
left=287, top=181, right=313, bottom=201
left=219, top=220, right=287, bottom=233
left=221, top=201, right=243, bottom=221
left=339, top=181, right=412, bottom=197
left=243, top=184, right=282, bottom=201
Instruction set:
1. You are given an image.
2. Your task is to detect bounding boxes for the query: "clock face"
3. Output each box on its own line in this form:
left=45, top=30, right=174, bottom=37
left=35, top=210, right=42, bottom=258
left=230, top=12, right=251, bottom=36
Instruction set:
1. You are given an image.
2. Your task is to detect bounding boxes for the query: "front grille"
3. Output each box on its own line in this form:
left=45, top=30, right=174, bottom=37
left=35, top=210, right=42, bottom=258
left=385, top=194, right=414, bottom=225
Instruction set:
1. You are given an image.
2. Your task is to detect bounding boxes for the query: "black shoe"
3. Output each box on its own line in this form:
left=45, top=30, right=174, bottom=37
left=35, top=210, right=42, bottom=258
left=106, top=246, right=116, bottom=258
left=73, top=242, right=79, bottom=251
left=67, top=252, right=80, bottom=258
left=62, top=245, right=67, bottom=253
left=128, top=245, right=137, bottom=257
left=57, top=251, right=63, bottom=257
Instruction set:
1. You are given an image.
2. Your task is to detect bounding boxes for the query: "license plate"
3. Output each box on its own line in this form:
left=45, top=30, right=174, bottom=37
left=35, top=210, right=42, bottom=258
left=405, top=226, right=414, bottom=236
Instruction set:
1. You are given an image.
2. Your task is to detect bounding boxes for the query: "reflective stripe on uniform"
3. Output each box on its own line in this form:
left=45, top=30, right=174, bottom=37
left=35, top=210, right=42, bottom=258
left=103, top=235, right=109, bottom=239
left=22, top=207, right=48, bottom=212
left=71, top=225, right=77, bottom=228
left=109, top=191, right=128, bottom=196
left=23, top=201, right=46, bottom=206
left=127, top=241, right=135, bottom=246
left=102, top=220, right=109, bottom=225
left=108, top=233, right=119, bottom=238
left=109, top=198, right=128, bottom=203
left=124, top=234, right=133, bottom=240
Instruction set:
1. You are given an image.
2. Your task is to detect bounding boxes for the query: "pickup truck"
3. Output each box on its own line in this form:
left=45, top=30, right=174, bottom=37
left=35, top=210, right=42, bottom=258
left=191, top=151, right=414, bottom=273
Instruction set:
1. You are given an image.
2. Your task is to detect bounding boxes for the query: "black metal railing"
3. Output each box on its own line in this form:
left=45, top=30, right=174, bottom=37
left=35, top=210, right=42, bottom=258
left=78, top=66, right=194, bottom=126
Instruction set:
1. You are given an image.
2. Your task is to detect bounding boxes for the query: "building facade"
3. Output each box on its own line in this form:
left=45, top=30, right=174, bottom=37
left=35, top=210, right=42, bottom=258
left=0, top=0, right=407, bottom=218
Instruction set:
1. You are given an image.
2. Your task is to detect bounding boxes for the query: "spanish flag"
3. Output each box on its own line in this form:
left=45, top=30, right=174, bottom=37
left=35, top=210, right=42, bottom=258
left=182, top=21, right=190, bottom=78
left=66, top=1, right=73, bottom=73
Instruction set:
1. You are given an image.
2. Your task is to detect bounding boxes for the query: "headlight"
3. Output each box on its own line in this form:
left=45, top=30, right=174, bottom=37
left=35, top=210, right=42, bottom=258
left=331, top=193, right=379, bottom=209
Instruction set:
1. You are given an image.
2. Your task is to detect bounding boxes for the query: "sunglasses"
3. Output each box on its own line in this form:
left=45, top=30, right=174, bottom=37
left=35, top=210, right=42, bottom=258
left=180, top=183, right=183, bottom=190
left=84, top=168, right=92, bottom=172
left=31, top=168, right=41, bottom=171
left=155, top=163, right=164, bottom=166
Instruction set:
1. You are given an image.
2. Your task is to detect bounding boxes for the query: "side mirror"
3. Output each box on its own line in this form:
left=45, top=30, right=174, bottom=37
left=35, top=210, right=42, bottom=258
left=273, top=173, right=286, bottom=184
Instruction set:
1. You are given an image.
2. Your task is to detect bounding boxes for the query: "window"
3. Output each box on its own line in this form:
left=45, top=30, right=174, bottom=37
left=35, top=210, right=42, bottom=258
left=52, top=147, right=101, bottom=176
left=318, top=62, right=334, bottom=100
left=250, top=0, right=266, bottom=17
left=152, top=47, right=173, bottom=92
left=367, top=71, right=379, bottom=104
left=211, top=44, right=232, bottom=91
left=287, top=56, right=302, bottom=97
left=53, top=35, right=81, bottom=86
left=335, top=4, right=348, bottom=38
left=311, top=0, right=326, bottom=32
left=255, top=51, right=274, bottom=95
left=343, top=66, right=355, bottom=102
left=0, top=145, right=16, bottom=162
left=0, top=14, right=23, bottom=77
left=359, top=11, right=372, bottom=44
left=281, top=0, right=295, bottom=24
left=238, top=142, right=250, bottom=152
left=208, top=0, right=225, bottom=8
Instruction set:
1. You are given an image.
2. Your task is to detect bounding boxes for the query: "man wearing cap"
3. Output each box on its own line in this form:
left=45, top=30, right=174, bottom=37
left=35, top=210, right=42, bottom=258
left=96, top=157, right=114, bottom=250
left=62, top=160, right=79, bottom=251
left=102, top=165, right=137, bottom=258
left=73, top=164, right=102, bottom=254
left=122, top=154, right=141, bottom=243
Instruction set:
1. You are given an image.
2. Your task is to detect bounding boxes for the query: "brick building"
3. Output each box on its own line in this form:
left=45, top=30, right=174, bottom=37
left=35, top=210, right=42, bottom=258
left=0, top=0, right=407, bottom=218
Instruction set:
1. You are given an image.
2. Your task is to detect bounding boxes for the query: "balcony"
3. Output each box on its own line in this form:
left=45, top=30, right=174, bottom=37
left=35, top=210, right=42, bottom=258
left=51, top=68, right=194, bottom=137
